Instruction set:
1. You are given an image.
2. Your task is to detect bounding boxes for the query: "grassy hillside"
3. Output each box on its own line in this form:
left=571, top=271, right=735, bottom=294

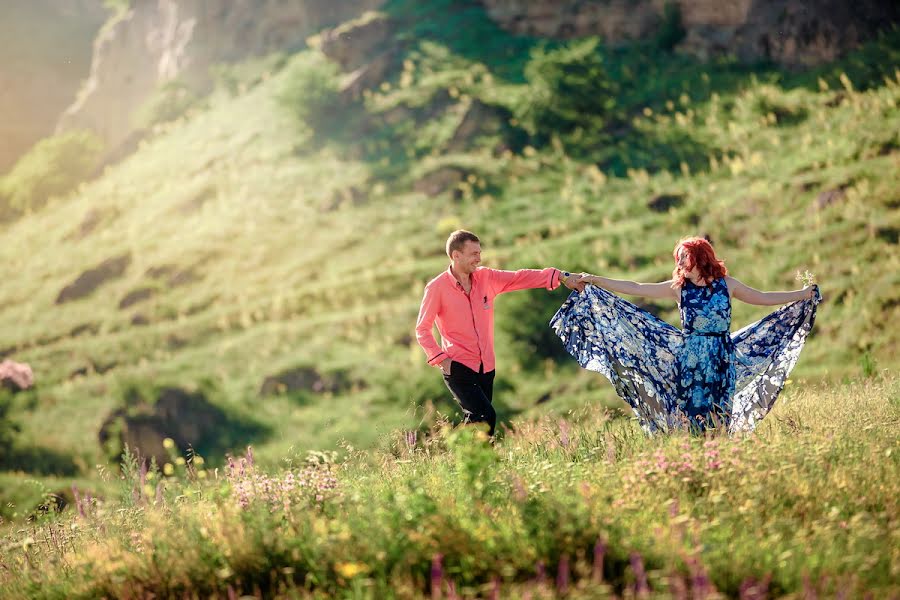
left=0, top=2, right=898, bottom=527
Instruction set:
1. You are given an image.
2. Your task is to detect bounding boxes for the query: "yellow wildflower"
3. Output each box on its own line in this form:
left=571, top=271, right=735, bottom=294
left=335, top=562, right=369, bottom=579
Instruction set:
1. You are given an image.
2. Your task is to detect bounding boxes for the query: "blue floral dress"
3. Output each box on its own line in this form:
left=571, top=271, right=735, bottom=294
left=550, top=280, right=820, bottom=434
left=677, top=278, right=735, bottom=431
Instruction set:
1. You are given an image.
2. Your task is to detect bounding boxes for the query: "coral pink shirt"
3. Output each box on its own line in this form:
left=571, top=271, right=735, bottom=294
left=416, top=266, right=562, bottom=373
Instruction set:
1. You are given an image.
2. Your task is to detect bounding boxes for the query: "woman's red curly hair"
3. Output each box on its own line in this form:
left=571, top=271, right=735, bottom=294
left=671, top=236, right=728, bottom=288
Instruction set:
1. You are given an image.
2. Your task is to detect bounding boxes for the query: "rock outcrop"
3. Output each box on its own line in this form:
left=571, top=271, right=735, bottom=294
left=0, top=360, right=34, bottom=392
left=316, top=12, right=400, bottom=101
left=259, top=366, right=361, bottom=397
left=57, top=0, right=384, bottom=155
left=480, top=0, right=900, bottom=67
left=56, top=253, right=131, bottom=304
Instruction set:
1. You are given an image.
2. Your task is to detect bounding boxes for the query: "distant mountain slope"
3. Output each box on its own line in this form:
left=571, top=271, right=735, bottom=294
left=0, top=0, right=107, bottom=171
left=57, top=0, right=383, bottom=158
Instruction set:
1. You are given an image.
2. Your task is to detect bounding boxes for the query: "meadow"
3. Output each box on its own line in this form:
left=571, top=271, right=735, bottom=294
left=0, top=376, right=896, bottom=598
left=0, top=3, right=898, bottom=596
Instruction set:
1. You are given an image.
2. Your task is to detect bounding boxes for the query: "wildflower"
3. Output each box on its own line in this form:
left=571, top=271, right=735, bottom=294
left=163, top=438, right=175, bottom=449
left=556, top=554, right=570, bottom=595
left=163, top=463, right=175, bottom=476
left=593, top=540, right=606, bottom=583
left=335, top=562, right=368, bottom=579
left=431, top=554, right=444, bottom=598
left=630, top=553, right=649, bottom=596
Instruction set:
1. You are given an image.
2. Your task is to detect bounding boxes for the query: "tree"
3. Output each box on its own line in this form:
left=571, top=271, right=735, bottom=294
left=516, top=38, right=618, bottom=140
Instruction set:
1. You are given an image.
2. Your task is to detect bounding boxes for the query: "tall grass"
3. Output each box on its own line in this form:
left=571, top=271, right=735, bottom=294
left=1, top=376, right=896, bottom=598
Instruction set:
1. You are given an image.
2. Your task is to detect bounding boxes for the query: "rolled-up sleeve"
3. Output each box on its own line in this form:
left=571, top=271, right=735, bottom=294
left=415, top=283, right=447, bottom=366
left=488, top=267, right=561, bottom=295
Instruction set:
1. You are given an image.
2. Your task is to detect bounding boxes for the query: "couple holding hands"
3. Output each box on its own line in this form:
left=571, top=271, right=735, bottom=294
left=415, top=230, right=820, bottom=437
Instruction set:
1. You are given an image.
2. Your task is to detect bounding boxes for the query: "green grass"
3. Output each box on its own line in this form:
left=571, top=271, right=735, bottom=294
left=0, top=1, right=897, bottom=544
left=0, top=377, right=896, bottom=598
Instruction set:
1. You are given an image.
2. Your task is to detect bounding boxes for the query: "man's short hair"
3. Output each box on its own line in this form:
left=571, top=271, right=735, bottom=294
left=446, top=230, right=480, bottom=257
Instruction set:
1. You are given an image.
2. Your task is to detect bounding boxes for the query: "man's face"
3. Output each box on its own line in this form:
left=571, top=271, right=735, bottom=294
left=452, top=241, right=482, bottom=274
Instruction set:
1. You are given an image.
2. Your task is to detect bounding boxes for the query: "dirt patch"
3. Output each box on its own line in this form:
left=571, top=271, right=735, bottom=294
left=118, top=287, right=156, bottom=309
left=63, top=207, right=117, bottom=242
left=56, top=253, right=131, bottom=304
left=812, top=187, right=848, bottom=211
left=647, top=193, right=685, bottom=212
left=259, top=366, right=362, bottom=397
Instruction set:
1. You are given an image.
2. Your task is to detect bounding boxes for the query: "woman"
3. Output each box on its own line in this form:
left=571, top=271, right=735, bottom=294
left=551, top=237, right=820, bottom=434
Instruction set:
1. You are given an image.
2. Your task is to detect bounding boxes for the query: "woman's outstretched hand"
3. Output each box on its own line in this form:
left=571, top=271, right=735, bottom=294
left=570, top=274, right=587, bottom=293
left=561, top=272, right=586, bottom=292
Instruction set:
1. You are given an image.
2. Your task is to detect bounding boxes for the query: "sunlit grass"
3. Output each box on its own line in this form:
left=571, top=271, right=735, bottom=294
left=0, top=377, right=896, bottom=598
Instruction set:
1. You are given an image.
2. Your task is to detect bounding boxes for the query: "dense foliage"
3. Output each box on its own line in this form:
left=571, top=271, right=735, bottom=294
left=0, top=130, right=103, bottom=218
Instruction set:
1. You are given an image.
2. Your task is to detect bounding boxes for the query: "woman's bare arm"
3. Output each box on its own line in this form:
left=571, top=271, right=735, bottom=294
left=726, top=276, right=814, bottom=306
left=581, top=274, right=679, bottom=300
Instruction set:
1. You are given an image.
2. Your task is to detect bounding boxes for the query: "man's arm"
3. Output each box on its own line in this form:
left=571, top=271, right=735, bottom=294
left=415, top=283, right=449, bottom=367
left=489, top=267, right=580, bottom=295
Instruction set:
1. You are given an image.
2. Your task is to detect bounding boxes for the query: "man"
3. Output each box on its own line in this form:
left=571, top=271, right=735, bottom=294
left=415, top=230, right=583, bottom=437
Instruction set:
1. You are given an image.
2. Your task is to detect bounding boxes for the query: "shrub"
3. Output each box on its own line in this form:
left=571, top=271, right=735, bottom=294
left=134, top=79, right=201, bottom=129
left=515, top=38, right=619, bottom=140
left=211, top=53, right=288, bottom=97
left=0, top=390, right=19, bottom=466
left=277, top=51, right=344, bottom=132
left=655, top=2, right=686, bottom=51
left=0, top=130, right=103, bottom=217
left=103, top=0, right=130, bottom=12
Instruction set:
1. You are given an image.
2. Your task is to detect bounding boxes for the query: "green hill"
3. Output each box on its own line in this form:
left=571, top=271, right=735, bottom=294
left=0, top=2, right=898, bottom=525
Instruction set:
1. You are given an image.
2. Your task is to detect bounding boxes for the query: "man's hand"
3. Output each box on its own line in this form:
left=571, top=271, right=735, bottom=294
left=439, top=358, right=452, bottom=374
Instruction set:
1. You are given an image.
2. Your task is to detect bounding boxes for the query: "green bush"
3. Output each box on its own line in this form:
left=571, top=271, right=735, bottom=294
left=134, top=80, right=201, bottom=129
left=515, top=38, right=619, bottom=140
left=655, top=2, right=686, bottom=51
left=276, top=51, right=344, bottom=132
left=102, top=0, right=130, bottom=12
left=211, top=53, right=288, bottom=97
left=0, top=390, right=19, bottom=466
left=0, top=130, right=103, bottom=216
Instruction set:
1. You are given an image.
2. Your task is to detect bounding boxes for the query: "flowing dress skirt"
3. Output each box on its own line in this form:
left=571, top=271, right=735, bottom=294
left=549, top=286, right=820, bottom=433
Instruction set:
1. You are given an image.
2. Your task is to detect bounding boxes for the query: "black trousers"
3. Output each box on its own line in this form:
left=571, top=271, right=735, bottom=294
left=442, top=361, right=497, bottom=436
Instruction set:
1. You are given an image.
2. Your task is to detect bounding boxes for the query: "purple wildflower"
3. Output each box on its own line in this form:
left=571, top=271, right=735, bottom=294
left=593, top=539, right=606, bottom=583
left=431, top=554, right=443, bottom=599
left=631, top=552, right=649, bottom=597
left=556, top=554, right=569, bottom=595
